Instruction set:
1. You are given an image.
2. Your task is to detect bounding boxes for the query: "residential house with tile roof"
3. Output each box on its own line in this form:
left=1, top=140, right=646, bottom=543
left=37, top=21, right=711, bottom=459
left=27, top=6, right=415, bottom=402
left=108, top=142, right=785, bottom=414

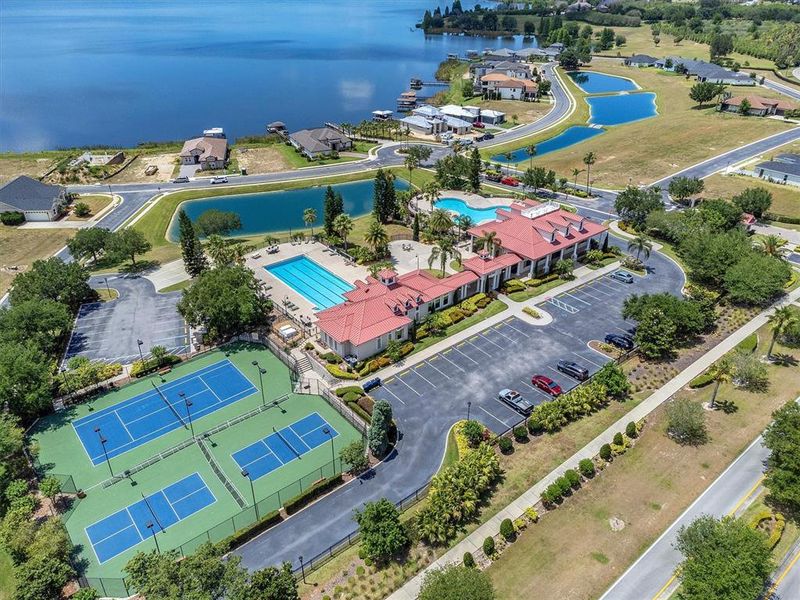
left=480, top=73, right=539, bottom=100
left=719, top=95, right=795, bottom=116
left=180, top=135, right=229, bottom=170
left=289, top=126, right=353, bottom=159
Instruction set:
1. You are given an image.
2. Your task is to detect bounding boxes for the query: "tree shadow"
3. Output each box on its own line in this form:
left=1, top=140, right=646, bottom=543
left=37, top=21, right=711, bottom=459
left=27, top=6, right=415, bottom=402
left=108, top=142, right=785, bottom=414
left=716, top=399, right=738, bottom=414
left=119, top=259, right=160, bottom=274
left=770, top=353, right=798, bottom=367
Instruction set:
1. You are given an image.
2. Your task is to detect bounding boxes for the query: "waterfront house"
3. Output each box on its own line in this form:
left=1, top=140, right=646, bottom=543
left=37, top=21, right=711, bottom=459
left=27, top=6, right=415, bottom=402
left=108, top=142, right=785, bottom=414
left=480, top=73, right=539, bottom=101
left=483, top=48, right=519, bottom=62
left=719, top=95, right=795, bottom=116
left=624, top=54, right=658, bottom=67
left=656, top=57, right=754, bottom=86
left=0, top=175, right=67, bottom=222
left=402, top=105, right=473, bottom=135
left=440, top=104, right=479, bottom=123
left=755, top=153, right=800, bottom=186
left=180, top=135, right=229, bottom=170
left=399, top=115, right=445, bottom=136
left=289, top=127, right=353, bottom=159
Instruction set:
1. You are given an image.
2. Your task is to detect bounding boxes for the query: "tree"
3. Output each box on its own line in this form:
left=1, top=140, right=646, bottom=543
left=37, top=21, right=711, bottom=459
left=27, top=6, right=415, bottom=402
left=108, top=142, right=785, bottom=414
left=724, top=253, right=790, bottom=305
left=763, top=402, right=800, bottom=514
left=0, top=299, right=72, bottom=356
left=738, top=98, right=752, bottom=115
left=39, top=476, right=62, bottom=510
left=476, top=230, right=501, bottom=257
left=339, top=439, right=368, bottom=474
left=559, top=47, right=581, bottom=70
left=0, top=342, right=51, bottom=419
left=245, top=562, right=298, bottom=600
left=368, top=399, right=393, bottom=457
left=709, top=33, right=734, bottom=59
left=767, top=305, right=798, bottom=358
left=526, top=144, right=537, bottom=170
left=623, top=293, right=713, bottom=341
left=679, top=229, right=750, bottom=287
left=455, top=215, right=474, bottom=240
left=614, top=186, right=664, bottom=229
left=707, top=356, right=734, bottom=409
left=67, top=227, right=112, bottom=263
left=364, top=219, right=389, bottom=257
left=150, top=345, right=168, bottom=366
left=635, top=307, right=677, bottom=359
left=404, top=145, right=432, bottom=187
left=354, top=498, right=408, bottom=563
left=418, top=564, right=495, bottom=600
left=108, top=227, right=152, bottom=267
left=675, top=515, right=772, bottom=600
left=689, top=81, right=725, bottom=107
left=429, top=208, right=453, bottom=238
left=429, top=237, right=459, bottom=276
left=668, top=176, right=704, bottom=204
left=373, top=168, right=397, bottom=224
left=73, top=201, right=91, bottom=217
left=302, top=207, right=317, bottom=237
left=13, top=555, right=74, bottom=600
left=554, top=258, right=574, bottom=279
left=627, top=234, right=652, bottom=262
left=666, top=398, right=707, bottom=445
left=178, top=209, right=208, bottom=277
left=468, top=147, right=482, bottom=192
left=194, top=209, right=242, bottom=237
left=412, top=212, right=420, bottom=241
left=9, top=257, right=92, bottom=312
left=582, top=152, right=596, bottom=194
left=732, top=187, right=772, bottom=218
left=323, top=186, right=343, bottom=236
left=72, top=589, right=100, bottom=600
left=177, top=266, right=272, bottom=341
left=592, top=362, right=630, bottom=400
left=571, top=167, right=583, bottom=189
left=333, top=213, right=354, bottom=252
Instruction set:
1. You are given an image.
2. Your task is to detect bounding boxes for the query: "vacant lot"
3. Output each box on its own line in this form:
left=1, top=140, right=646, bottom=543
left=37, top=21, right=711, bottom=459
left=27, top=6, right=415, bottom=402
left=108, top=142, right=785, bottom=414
left=0, top=152, right=66, bottom=184
left=486, top=327, right=798, bottom=600
left=109, top=152, right=177, bottom=183
left=703, top=174, right=800, bottom=218
left=234, top=146, right=293, bottom=174
left=476, top=97, right=553, bottom=126
left=0, top=227, right=74, bottom=295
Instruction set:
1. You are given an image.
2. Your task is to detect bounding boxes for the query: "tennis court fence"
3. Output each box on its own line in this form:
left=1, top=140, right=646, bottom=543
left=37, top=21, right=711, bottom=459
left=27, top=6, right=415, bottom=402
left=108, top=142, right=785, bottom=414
left=299, top=378, right=368, bottom=438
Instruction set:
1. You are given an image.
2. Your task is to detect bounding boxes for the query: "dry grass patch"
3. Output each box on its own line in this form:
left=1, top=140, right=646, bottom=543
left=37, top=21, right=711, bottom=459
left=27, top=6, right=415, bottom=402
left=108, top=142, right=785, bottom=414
left=109, top=153, right=177, bottom=183
left=703, top=174, right=800, bottom=219
left=65, top=194, right=113, bottom=221
left=0, top=153, right=64, bottom=185
left=234, top=146, right=294, bottom=175
left=0, top=227, right=74, bottom=295
left=475, top=98, right=553, bottom=126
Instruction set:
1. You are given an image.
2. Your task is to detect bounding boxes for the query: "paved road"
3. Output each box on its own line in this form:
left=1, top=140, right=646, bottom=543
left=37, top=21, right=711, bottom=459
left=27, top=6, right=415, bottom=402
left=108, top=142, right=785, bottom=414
left=233, top=233, right=686, bottom=572
left=772, top=540, right=800, bottom=600
left=765, top=76, right=800, bottom=102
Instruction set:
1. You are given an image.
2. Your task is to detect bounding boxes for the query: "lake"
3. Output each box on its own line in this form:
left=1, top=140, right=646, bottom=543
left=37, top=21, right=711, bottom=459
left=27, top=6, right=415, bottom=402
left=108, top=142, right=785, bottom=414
left=0, top=0, right=538, bottom=151
left=567, top=71, right=639, bottom=94
left=167, top=178, right=410, bottom=240
left=587, top=92, right=657, bottom=126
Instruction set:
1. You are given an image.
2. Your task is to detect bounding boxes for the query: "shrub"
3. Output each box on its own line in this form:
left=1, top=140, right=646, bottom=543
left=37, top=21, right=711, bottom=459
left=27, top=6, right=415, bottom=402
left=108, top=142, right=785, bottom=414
left=503, top=279, right=526, bottom=293
left=482, top=536, right=495, bottom=556
left=626, top=421, right=638, bottom=439
left=524, top=506, right=539, bottom=523
left=335, top=385, right=364, bottom=397
left=339, top=439, right=369, bottom=474
left=73, top=202, right=91, bottom=217
left=343, top=391, right=361, bottom=403
left=321, top=351, right=341, bottom=364
left=737, top=333, right=758, bottom=354
left=667, top=398, right=708, bottom=446
left=500, top=518, right=515, bottom=540
left=326, top=364, right=358, bottom=379
left=463, top=551, right=475, bottom=568
left=0, top=211, right=25, bottom=226
left=522, top=306, right=540, bottom=318
left=462, top=420, right=485, bottom=447
left=357, top=395, right=374, bottom=415
left=613, top=432, right=624, bottom=446
left=689, top=371, right=715, bottom=388
left=130, top=353, right=181, bottom=377
left=579, top=458, right=595, bottom=478
left=284, top=475, right=343, bottom=514
left=527, top=414, right=544, bottom=435
left=376, top=356, right=391, bottom=367
left=497, top=436, right=513, bottom=454
left=565, top=469, right=581, bottom=490
left=556, top=476, right=572, bottom=496
left=600, top=443, right=612, bottom=461
left=544, top=482, right=563, bottom=505
left=512, top=425, right=528, bottom=441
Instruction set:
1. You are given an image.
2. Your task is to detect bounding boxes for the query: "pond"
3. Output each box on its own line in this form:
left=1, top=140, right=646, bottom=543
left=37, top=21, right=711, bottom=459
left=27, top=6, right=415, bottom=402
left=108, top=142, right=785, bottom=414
left=587, top=92, right=657, bottom=126
left=435, top=198, right=510, bottom=224
left=167, top=178, right=409, bottom=240
left=491, top=126, right=605, bottom=163
left=567, top=70, right=638, bottom=94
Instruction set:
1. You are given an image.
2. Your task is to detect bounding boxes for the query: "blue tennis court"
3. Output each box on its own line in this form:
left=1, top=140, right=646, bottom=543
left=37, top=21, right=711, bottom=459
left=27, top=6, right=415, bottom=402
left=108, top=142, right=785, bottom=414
left=85, top=473, right=216, bottom=563
left=73, top=360, right=257, bottom=465
left=232, top=413, right=339, bottom=480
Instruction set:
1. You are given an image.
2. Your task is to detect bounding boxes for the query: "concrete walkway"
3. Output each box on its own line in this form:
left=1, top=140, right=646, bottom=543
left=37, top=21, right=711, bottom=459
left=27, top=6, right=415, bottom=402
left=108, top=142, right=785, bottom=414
left=143, top=258, right=190, bottom=291
left=388, top=286, right=800, bottom=600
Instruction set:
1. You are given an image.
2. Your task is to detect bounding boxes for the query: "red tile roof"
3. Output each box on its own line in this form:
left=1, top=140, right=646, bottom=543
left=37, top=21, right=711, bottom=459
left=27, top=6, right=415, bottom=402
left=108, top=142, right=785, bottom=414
left=721, top=95, right=795, bottom=111
left=316, top=269, right=478, bottom=345
left=466, top=199, right=607, bottom=262
left=462, top=252, right=522, bottom=276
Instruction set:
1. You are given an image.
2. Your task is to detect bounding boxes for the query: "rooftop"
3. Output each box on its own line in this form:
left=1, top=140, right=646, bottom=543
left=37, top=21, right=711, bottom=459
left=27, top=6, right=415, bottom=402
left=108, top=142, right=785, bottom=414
left=180, top=136, right=228, bottom=161
left=721, top=95, right=795, bottom=110
left=0, top=175, right=64, bottom=211
left=757, top=159, right=800, bottom=177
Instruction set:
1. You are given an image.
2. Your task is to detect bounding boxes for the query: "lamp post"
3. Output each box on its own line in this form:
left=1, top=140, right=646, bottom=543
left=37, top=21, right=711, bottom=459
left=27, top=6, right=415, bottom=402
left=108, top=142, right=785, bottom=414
left=104, top=277, right=111, bottom=298
left=241, top=469, right=259, bottom=520
left=252, top=360, right=267, bottom=406
left=180, top=392, right=194, bottom=438
left=136, top=339, right=145, bottom=362
left=94, top=426, right=113, bottom=477
left=60, top=367, right=71, bottom=396
left=467, top=401, right=471, bottom=421
left=146, top=521, right=160, bottom=553
left=323, top=427, right=335, bottom=468
left=299, top=555, right=306, bottom=584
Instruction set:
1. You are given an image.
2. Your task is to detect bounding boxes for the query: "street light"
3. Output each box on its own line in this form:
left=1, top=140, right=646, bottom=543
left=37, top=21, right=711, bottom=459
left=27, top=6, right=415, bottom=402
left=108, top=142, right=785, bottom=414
left=136, top=339, right=145, bottom=362
left=60, top=367, right=71, bottom=396
left=299, top=555, right=306, bottom=584
left=467, top=401, right=472, bottom=421
left=241, top=469, right=259, bottom=520
left=146, top=521, right=160, bottom=553
left=180, top=392, right=194, bottom=438
left=252, top=360, right=267, bottom=406
left=94, top=426, right=113, bottom=477
left=323, top=427, right=335, bottom=468
left=104, top=277, right=111, bottom=298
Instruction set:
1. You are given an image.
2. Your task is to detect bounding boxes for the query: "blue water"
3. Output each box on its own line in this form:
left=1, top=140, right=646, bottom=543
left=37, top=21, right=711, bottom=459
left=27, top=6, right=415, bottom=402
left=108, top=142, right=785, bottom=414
left=567, top=71, right=638, bottom=94
left=436, top=198, right=509, bottom=223
left=492, top=126, right=605, bottom=163
left=167, top=178, right=409, bottom=240
left=0, top=0, right=538, bottom=151
left=587, top=92, right=657, bottom=126
left=266, top=256, right=354, bottom=309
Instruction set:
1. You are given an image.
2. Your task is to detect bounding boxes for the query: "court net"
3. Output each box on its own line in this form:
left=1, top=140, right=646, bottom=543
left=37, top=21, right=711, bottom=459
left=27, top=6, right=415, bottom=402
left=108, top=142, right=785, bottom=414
left=151, top=381, right=189, bottom=430
left=273, top=426, right=302, bottom=459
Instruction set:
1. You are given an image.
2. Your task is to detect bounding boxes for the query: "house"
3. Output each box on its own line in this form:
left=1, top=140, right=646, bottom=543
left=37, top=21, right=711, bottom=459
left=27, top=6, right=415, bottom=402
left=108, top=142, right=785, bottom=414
left=519, top=46, right=562, bottom=61
left=440, top=104, right=480, bottom=123
left=480, top=73, right=539, bottom=101
left=566, top=0, right=592, bottom=12
left=755, top=153, right=800, bottom=186
left=402, top=105, right=473, bottom=135
left=179, top=135, right=229, bottom=170
left=656, top=57, right=754, bottom=86
left=289, top=127, right=353, bottom=159
left=490, top=61, right=534, bottom=79
left=483, top=48, right=519, bottom=62
left=719, top=95, right=796, bottom=116
left=0, top=175, right=67, bottom=222
left=399, top=115, right=445, bottom=136
left=479, top=109, right=506, bottom=125
left=624, top=54, right=658, bottom=67
left=466, top=199, right=609, bottom=279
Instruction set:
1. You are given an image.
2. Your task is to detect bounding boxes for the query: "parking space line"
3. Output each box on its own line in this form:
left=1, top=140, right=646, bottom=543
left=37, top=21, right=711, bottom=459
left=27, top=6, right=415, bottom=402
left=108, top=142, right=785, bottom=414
left=377, top=384, right=407, bottom=405
left=560, top=291, right=591, bottom=306
left=501, top=320, right=529, bottom=337
left=412, top=368, right=438, bottom=389
left=573, top=351, right=604, bottom=368
left=574, top=288, right=606, bottom=302
left=546, top=365, right=565, bottom=379
left=424, top=360, right=451, bottom=381
left=547, top=298, right=579, bottom=314
left=479, top=332, right=505, bottom=350
left=465, top=339, right=492, bottom=357
left=439, top=351, right=467, bottom=372
left=394, top=375, right=423, bottom=396
left=520, top=379, right=552, bottom=400
left=450, top=346, right=480, bottom=366
left=478, top=406, right=512, bottom=428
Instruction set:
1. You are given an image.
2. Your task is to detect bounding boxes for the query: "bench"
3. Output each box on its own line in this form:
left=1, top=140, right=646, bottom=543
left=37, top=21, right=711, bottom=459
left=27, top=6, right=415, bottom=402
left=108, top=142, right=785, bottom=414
left=158, top=367, right=172, bottom=376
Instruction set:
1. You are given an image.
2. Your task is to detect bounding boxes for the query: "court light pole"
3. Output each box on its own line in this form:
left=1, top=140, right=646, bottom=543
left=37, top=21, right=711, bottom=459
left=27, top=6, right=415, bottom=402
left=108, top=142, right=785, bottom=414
left=180, top=392, right=194, bottom=438
left=467, top=401, right=471, bottom=421
left=252, top=360, right=267, bottom=406
left=136, top=339, right=145, bottom=362
left=146, top=521, right=160, bottom=554
left=94, top=426, right=113, bottom=477
left=323, top=427, right=335, bottom=468
left=241, top=469, right=259, bottom=520
left=299, top=555, right=306, bottom=584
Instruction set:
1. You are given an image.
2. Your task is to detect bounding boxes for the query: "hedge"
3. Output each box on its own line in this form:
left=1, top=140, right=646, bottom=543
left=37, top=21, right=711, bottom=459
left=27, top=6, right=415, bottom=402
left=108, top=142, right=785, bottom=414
left=737, top=333, right=758, bottom=354
left=0, top=211, right=25, bottom=226
left=283, top=475, right=343, bottom=515
left=326, top=364, right=358, bottom=379
left=346, top=400, right=372, bottom=424
left=130, top=354, right=182, bottom=377
left=765, top=212, right=800, bottom=225
left=335, top=386, right=364, bottom=397
left=689, top=371, right=715, bottom=389
left=503, top=279, right=527, bottom=293
left=342, top=391, right=361, bottom=403
left=526, top=273, right=559, bottom=288
left=217, top=510, right=282, bottom=552
left=748, top=509, right=785, bottom=549
left=321, top=352, right=342, bottom=364
left=497, top=436, right=513, bottom=453
left=357, top=395, right=374, bottom=415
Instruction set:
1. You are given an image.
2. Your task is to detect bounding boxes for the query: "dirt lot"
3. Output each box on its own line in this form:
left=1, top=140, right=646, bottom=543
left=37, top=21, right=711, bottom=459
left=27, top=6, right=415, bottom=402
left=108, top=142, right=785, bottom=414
left=475, top=98, right=553, bottom=126
left=0, top=227, right=75, bottom=296
left=0, top=154, right=62, bottom=185
left=234, top=146, right=293, bottom=174
left=108, top=152, right=177, bottom=183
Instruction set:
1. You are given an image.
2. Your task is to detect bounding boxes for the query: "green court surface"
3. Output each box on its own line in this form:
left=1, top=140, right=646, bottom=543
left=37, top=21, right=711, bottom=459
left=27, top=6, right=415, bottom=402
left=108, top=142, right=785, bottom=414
left=30, top=342, right=362, bottom=582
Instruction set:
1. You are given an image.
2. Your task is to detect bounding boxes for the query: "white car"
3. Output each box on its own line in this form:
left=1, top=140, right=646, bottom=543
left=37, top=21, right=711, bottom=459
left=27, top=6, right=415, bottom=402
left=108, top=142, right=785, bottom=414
left=498, top=389, right=535, bottom=415
left=211, top=176, right=228, bottom=184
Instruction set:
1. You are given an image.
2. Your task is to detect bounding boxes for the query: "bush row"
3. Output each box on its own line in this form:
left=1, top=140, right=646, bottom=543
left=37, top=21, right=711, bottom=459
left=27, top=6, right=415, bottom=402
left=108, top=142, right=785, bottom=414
left=130, top=353, right=182, bottom=377
left=526, top=273, right=559, bottom=288
left=526, top=381, right=609, bottom=434
left=284, top=474, right=344, bottom=515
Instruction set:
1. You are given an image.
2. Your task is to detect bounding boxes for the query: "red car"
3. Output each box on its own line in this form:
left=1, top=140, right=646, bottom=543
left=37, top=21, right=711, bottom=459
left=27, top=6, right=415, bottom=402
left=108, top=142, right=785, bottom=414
left=531, top=375, right=562, bottom=396
left=500, top=176, right=519, bottom=187
left=473, top=121, right=485, bottom=129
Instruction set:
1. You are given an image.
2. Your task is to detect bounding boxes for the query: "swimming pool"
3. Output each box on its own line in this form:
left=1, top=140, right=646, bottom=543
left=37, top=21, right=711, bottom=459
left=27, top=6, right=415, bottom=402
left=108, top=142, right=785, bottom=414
left=567, top=71, right=638, bottom=94
left=265, top=256, right=354, bottom=310
left=436, top=198, right=509, bottom=224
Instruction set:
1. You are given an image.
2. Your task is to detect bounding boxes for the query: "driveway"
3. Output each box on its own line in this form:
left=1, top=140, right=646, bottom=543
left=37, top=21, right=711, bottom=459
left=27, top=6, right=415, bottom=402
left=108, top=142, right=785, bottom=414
left=62, top=275, right=189, bottom=366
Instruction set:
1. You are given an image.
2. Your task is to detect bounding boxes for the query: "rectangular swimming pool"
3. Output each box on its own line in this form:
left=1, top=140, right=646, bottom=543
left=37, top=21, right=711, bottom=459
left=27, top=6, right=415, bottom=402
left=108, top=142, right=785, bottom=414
left=265, top=255, right=354, bottom=310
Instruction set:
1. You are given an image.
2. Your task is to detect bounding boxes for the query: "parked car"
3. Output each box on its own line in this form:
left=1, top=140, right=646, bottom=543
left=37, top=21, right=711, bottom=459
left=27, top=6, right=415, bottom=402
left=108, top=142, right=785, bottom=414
left=531, top=374, right=562, bottom=396
left=609, top=270, right=634, bottom=284
left=473, top=121, right=485, bottom=129
left=500, top=176, right=520, bottom=187
left=172, top=176, right=189, bottom=183
left=363, top=377, right=382, bottom=393
left=498, top=389, right=534, bottom=415
left=605, top=334, right=634, bottom=351
left=482, top=132, right=494, bottom=140
left=211, top=176, right=228, bottom=184
left=557, top=360, right=589, bottom=381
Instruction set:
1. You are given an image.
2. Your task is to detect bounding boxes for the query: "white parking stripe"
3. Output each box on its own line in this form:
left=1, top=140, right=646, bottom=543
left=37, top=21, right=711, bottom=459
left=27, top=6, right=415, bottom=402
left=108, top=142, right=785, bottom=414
left=377, top=383, right=407, bottom=405
left=450, top=346, right=480, bottom=365
left=439, top=351, right=468, bottom=372
left=479, top=405, right=512, bottom=428
left=424, top=359, right=451, bottom=380
left=413, top=368, right=438, bottom=389
left=394, top=375, right=423, bottom=396
left=480, top=332, right=505, bottom=350
left=573, top=351, right=604, bottom=368
left=501, top=320, right=529, bottom=337
left=465, top=338, right=492, bottom=357
left=573, top=288, right=605, bottom=302
left=561, top=291, right=591, bottom=306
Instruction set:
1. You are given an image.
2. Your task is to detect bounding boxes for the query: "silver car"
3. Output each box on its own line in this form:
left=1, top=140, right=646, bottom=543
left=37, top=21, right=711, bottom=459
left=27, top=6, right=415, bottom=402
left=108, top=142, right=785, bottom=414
left=498, top=389, right=535, bottom=415
left=610, top=270, right=634, bottom=284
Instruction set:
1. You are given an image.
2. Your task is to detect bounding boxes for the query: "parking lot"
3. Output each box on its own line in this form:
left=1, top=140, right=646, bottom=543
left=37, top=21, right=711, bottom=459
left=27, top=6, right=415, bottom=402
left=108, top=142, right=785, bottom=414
left=372, top=257, right=684, bottom=436
left=63, top=275, right=189, bottom=366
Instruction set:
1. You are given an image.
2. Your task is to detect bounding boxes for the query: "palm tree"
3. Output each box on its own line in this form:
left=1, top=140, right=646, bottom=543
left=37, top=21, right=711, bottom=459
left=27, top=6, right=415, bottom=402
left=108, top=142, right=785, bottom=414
left=404, top=153, right=419, bottom=188
left=303, top=207, right=317, bottom=238
left=572, top=167, right=583, bottom=189
left=758, top=234, right=782, bottom=258
left=708, top=357, right=734, bottom=410
left=364, top=219, right=389, bottom=257
left=263, top=234, right=279, bottom=247
left=429, top=208, right=454, bottom=238
left=767, top=305, right=798, bottom=358
left=558, top=177, right=569, bottom=201
left=423, top=181, right=441, bottom=208
left=333, top=213, right=354, bottom=253
left=583, top=152, right=597, bottom=194
left=428, top=237, right=460, bottom=277
left=477, top=230, right=502, bottom=257
left=455, top=214, right=474, bottom=239
left=368, top=260, right=393, bottom=278
left=205, top=234, right=231, bottom=266
left=504, top=152, right=514, bottom=176
left=627, top=234, right=653, bottom=262
left=526, top=144, right=537, bottom=170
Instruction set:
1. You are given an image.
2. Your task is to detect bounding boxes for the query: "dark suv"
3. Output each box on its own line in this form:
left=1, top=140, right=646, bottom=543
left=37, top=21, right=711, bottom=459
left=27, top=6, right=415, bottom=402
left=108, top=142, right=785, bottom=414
left=605, top=334, right=634, bottom=350
left=557, top=360, right=589, bottom=381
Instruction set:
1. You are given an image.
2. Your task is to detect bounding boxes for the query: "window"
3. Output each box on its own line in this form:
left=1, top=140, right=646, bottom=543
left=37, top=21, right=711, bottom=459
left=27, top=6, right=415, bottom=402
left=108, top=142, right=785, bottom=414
left=395, top=328, right=404, bottom=340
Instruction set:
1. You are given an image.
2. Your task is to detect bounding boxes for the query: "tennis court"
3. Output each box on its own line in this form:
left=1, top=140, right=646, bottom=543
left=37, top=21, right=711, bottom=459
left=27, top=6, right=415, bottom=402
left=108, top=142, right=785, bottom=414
left=232, top=413, right=338, bottom=480
left=73, top=360, right=257, bottom=465
left=85, top=473, right=216, bottom=563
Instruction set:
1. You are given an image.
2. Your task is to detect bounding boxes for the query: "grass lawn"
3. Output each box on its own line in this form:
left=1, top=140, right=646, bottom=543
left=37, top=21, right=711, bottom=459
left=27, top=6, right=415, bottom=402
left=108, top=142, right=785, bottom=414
left=486, top=324, right=799, bottom=600
left=410, top=298, right=508, bottom=356
left=474, top=97, right=553, bottom=127
left=158, top=279, right=193, bottom=293
left=702, top=173, right=800, bottom=219
left=0, top=227, right=74, bottom=296
left=0, top=150, right=68, bottom=185
left=740, top=491, right=800, bottom=566
left=0, top=548, right=14, bottom=600
left=95, top=287, right=119, bottom=301
left=507, top=277, right=564, bottom=302
left=275, top=144, right=368, bottom=169
left=503, top=60, right=792, bottom=189
left=66, top=193, right=113, bottom=220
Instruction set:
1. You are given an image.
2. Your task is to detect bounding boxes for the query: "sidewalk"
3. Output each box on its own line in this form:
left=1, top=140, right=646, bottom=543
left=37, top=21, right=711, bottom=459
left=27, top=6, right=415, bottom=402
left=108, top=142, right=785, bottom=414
left=388, top=286, right=800, bottom=600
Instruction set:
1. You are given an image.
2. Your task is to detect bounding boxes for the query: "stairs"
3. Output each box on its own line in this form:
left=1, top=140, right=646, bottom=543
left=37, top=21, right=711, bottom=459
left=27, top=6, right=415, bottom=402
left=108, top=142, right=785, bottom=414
left=296, top=355, right=313, bottom=376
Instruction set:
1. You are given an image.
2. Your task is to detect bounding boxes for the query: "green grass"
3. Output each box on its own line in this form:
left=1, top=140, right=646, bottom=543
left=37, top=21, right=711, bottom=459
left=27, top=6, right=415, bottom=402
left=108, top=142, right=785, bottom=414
left=441, top=426, right=461, bottom=471
left=0, top=548, right=15, bottom=600
left=31, top=342, right=361, bottom=581
left=411, top=299, right=509, bottom=356
left=158, top=279, right=193, bottom=293
left=508, top=278, right=565, bottom=302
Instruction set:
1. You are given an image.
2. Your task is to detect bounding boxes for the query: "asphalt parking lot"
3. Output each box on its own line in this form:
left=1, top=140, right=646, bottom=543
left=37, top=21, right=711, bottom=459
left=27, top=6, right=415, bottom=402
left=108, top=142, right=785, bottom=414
left=63, top=275, right=189, bottom=366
